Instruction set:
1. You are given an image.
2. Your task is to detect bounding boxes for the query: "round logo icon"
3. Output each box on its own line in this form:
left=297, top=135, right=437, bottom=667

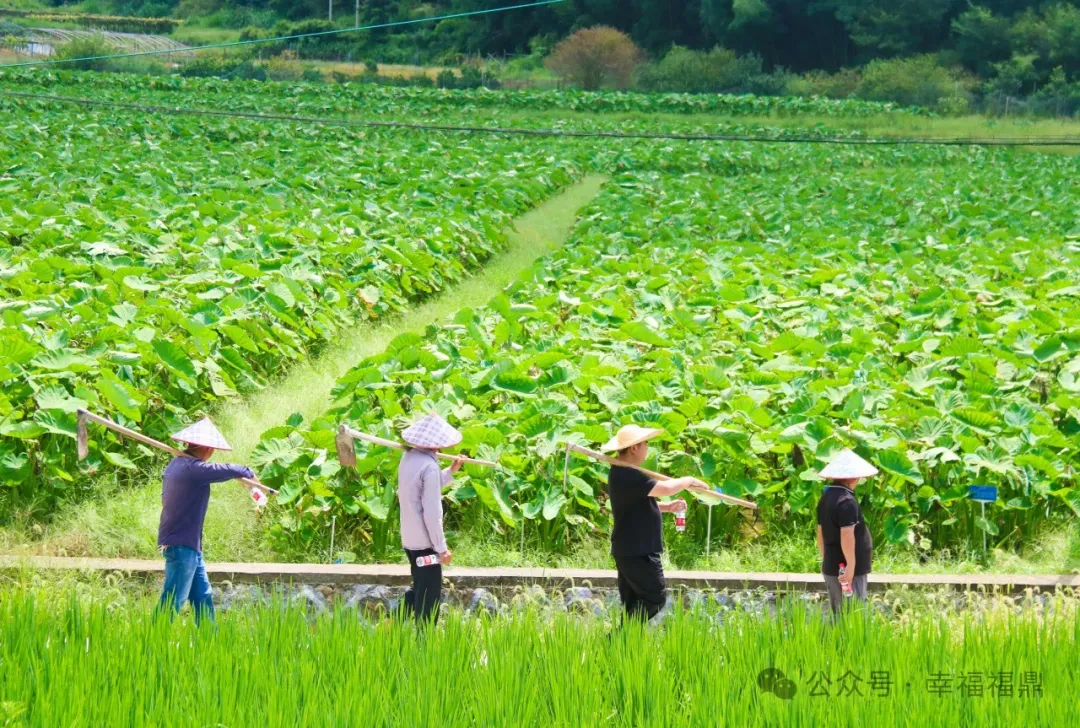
left=757, top=668, right=784, bottom=691
left=757, top=668, right=797, bottom=700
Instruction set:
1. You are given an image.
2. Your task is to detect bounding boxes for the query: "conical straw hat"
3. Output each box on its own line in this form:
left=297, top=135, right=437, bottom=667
left=819, top=449, right=878, bottom=479
left=172, top=417, right=232, bottom=451
left=601, top=424, right=664, bottom=453
left=401, top=414, right=462, bottom=449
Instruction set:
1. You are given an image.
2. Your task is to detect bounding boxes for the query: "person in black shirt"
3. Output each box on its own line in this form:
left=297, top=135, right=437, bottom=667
left=815, top=449, right=878, bottom=615
left=603, top=425, right=707, bottom=622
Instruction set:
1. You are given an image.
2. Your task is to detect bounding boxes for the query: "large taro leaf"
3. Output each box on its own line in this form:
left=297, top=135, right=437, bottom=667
left=0, top=443, right=32, bottom=483
left=96, top=375, right=145, bottom=422
left=34, top=386, right=88, bottom=413
left=620, top=321, right=670, bottom=347
left=472, top=479, right=517, bottom=527
left=875, top=450, right=924, bottom=484
left=492, top=372, right=538, bottom=396
left=543, top=491, right=569, bottom=521
left=152, top=339, right=198, bottom=383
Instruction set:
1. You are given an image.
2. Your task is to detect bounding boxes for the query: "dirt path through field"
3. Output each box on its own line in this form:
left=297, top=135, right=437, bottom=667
left=6, top=176, right=607, bottom=561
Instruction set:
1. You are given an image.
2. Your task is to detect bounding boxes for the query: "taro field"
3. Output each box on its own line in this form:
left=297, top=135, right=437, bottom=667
left=1, top=70, right=1080, bottom=567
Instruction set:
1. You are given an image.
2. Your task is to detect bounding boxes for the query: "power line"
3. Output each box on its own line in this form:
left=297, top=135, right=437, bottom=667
left=0, top=0, right=564, bottom=69
left=4, top=89, right=1080, bottom=147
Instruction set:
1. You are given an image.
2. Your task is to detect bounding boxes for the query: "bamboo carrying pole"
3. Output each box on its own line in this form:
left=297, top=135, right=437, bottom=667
left=335, top=425, right=500, bottom=468
left=564, top=443, right=757, bottom=510
left=75, top=409, right=276, bottom=494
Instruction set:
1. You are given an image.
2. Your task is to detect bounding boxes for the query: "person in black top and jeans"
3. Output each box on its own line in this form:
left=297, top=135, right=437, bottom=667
left=815, top=449, right=878, bottom=615
left=603, top=425, right=707, bottom=623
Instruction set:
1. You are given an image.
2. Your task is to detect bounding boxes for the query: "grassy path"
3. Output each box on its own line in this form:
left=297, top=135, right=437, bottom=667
left=0, top=176, right=607, bottom=561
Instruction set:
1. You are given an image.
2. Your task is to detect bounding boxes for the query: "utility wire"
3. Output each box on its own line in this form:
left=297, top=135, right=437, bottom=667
left=5, top=89, right=1080, bottom=147
left=0, top=0, right=563, bottom=69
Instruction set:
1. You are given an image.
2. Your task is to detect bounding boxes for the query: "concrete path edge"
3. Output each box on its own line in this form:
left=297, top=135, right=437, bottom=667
left=2, top=556, right=1077, bottom=594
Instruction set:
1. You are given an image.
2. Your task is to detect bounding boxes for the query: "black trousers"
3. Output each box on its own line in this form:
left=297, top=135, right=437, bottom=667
left=403, top=548, right=442, bottom=626
left=613, top=552, right=667, bottom=621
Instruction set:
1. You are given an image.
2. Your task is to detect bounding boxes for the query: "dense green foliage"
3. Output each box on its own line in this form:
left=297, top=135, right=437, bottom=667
left=3, top=70, right=1078, bottom=566
left=0, top=77, right=580, bottom=518
left=0, top=6, right=180, bottom=33
left=0, top=69, right=927, bottom=117
left=0, top=588, right=1075, bottom=726
left=261, top=141, right=1080, bottom=557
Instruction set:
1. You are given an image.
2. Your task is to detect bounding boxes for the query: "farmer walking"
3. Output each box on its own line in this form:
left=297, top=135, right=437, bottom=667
left=816, top=449, right=877, bottom=615
left=157, top=418, right=264, bottom=624
left=397, top=414, right=464, bottom=626
left=602, top=425, right=707, bottom=623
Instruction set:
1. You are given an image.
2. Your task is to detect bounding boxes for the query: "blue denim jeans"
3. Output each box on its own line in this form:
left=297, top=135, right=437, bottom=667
left=159, top=545, right=215, bottom=624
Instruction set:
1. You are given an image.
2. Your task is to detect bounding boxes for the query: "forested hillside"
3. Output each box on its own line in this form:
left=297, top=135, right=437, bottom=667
left=24, top=0, right=1080, bottom=81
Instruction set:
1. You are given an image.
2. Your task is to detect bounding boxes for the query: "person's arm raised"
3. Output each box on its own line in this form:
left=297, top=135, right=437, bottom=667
left=189, top=460, right=255, bottom=485
left=649, top=476, right=706, bottom=498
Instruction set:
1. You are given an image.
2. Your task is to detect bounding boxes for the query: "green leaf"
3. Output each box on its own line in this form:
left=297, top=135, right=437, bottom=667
left=152, top=339, right=198, bottom=382
left=96, top=377, right=144, bottom=422
left=104, top=451, right=138, bottom=470
left=122, top=275, right=161, bottom=292
left=875, top=450, right=923, bottom=484
left=32, top=349, right=98, bottom=373
left=34, top=411, right=78, bottom=439
left=974, top=516, right=1000, bottom=536
left=220, top=324, right=260, bottom=354
left=951, top=407, right=999, bottom=435
left=577, top=425, right=609, bottom=444
left=620, top=321, right=671, bottom=347
left=34, top=386, right=88, bottom=413
left=884, top=516, right=911, bottom=544
left=0, top=420, right=47, bottom=439
left=250, top=438, right=304, bottom=471
left=492, top=372, right=538, bottom=395
left=1033, top=336, right=1063, bottom=363
left=389, top=332, right=423, bottom=352
left=358, top=497, right=390, bottom=521
left=473, top=480, right=516, bottom=526
left=0, top=444, right=31, bottom=482
left=542, top=491, right=568, bottom=521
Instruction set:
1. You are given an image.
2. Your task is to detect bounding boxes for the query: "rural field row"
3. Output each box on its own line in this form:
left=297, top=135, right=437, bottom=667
left=0, top=77, right=986, bottom=524
left=0, top=96, right=582, bottom=517
left=0, top=588, right=1075, bottom=726
left=3, top=72, right=1079, bottom=570
left=256, top=154, right=1080, bottom=561
left=0, top=69, right=928, bottom=118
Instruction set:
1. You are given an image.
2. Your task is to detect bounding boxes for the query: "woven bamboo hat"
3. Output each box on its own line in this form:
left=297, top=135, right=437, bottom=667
left=402, top=414, right=462, bottom=449
left=172, top=418, right=232, bottom=451
left=601, top=424, right=664, bottom=453
left=819, top=449, right=878, bottom=479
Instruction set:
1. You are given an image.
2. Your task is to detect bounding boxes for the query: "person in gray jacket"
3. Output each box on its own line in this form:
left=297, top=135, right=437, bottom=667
left=397, top=414, right=463, bottom=626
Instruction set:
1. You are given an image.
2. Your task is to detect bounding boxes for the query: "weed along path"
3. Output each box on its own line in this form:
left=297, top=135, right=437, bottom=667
left=5, top=176, right=608, bottom=563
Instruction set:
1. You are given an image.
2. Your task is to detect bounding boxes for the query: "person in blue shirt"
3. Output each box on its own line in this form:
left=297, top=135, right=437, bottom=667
left=157, top=417, right=264, bottom=623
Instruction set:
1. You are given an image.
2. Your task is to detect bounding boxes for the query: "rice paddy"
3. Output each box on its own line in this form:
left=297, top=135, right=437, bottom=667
left=0, top=587, right=1075, bottom=727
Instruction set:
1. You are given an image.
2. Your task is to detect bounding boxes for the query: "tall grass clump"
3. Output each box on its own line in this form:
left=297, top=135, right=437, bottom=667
left=0, top=587, right=1076, bottom=726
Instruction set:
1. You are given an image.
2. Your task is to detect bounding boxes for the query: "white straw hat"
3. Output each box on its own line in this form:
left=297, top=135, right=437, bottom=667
left=172, top=417, right=232, bottom=451
left=401, top=414, right=462, bottom=449
left=819, top=449, right=878, bottom=479
left=601, top=424, right=664, bottom=453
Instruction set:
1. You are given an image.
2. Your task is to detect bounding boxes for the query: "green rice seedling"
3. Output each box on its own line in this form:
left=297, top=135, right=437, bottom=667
left=0, top=587, right=1075, bottom=726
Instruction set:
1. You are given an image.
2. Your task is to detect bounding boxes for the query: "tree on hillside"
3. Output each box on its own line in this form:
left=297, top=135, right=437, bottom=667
left=544, top=25, right=643, bottom=90
left=951, top=5, right=1014, bottom=75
